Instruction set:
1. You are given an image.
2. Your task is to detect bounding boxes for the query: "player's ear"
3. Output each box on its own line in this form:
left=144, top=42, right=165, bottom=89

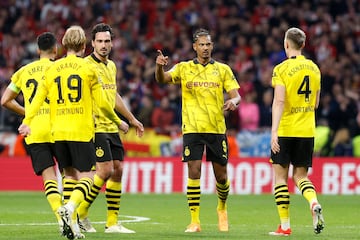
left=193, top=43, right=196, bottom=51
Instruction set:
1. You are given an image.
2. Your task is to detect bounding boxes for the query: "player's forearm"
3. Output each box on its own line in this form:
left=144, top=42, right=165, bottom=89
left=155, top=65, right=166, bottom=83
left=115, top=93, right=135, bottom=121
left=271, top=101, right=284, bottom=133
left=2, top=100, right=25, bottom=116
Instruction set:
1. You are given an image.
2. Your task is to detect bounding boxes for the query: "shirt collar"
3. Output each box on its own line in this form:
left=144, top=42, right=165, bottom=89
left=91, top=53, right=107, bottom=65
left=193, top=58, right=215, bottom=66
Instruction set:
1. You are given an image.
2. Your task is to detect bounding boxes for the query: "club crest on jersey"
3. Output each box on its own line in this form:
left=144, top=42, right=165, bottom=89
left=96, top=147, right=104, bottom=157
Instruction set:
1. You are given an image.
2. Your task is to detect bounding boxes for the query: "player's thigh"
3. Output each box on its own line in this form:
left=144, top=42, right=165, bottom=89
left=292, top=137, right=314, bottom=167
left=95, top=133, right=124, bottom=162
left=55, top=141, right=95, bottom=172
left=205, top=134, right=228, bottom=166
left=27, top=143, right=56, bottom=176
left=182, top=133, right=205, bottom=161
left=270, top=137, right=293, bottom=166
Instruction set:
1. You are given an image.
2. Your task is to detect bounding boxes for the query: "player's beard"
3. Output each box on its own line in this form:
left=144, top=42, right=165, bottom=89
left=202, top=50, right=210, bottom=59
left=98, top=48, right=110, bottom=58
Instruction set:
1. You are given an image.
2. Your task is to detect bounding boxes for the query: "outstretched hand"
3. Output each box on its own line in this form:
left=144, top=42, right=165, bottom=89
left=271, top=133, right=280, bottom=154
left=119, top=121, right=129, bottom=134
left=223, top=99, right=238, bottom=111
left=129, top=118, right=144, bottom=137
left=156, top=50, right=168, bottom=66
left=18, top=123, right=31, bottom=137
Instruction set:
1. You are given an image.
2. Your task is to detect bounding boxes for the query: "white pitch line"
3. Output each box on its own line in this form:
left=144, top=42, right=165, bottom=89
left=0, top=215, right=150, bottom=226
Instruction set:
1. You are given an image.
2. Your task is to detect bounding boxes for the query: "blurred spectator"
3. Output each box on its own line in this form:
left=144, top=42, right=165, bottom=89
left=151, top=96, right=180, bottom=136
left=238, top=88, right=259, bottom=132
left=258, top=88, right=273, bottom=130
left=136, top=94, right=155, bottom=128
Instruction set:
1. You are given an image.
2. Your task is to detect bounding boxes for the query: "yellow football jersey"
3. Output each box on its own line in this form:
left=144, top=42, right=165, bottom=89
left=23, top=54, right=121, bottom=142
left=169, top=59, right=240, bottom=134
left=272, top=55, right=321, bottom=137
left=85, top=54, right=118, bottom=133
left=10, top=58, right=53, bottom=144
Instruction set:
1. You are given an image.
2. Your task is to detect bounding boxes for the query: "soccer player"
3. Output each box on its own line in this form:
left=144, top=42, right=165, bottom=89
left=155, top=28, right=241, bottom=233
left=18, top=25, right=128, bottom=240
left=0, top=32, right=63, bottom=233
left=269, top=27, right=325, bottom=236
left=77, top=23, right=144, bottom=234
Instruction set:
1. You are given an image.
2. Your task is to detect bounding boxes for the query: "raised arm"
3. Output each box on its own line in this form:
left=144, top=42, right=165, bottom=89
left=155, top=49, right=172, bottom=84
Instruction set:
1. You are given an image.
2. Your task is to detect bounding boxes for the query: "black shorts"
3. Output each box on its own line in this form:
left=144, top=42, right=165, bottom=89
left=182, top=133, right=228, bottom=165
left=94, top=132, right=124, bottom=162
left=55, top=141, right=96, bottom=172
left=270, top=137, right=314, bottom=167
left=27, top=143, right=57, bottom=176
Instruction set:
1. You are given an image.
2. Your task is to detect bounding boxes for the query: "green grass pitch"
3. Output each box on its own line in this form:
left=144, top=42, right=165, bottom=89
left=0, top=192, right=359, bottom=239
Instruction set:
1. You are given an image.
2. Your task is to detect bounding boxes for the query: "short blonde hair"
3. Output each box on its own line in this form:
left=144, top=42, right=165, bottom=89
left=62, top=25, right=86, bottom=52
left=285, top=27, right=306, bottom=50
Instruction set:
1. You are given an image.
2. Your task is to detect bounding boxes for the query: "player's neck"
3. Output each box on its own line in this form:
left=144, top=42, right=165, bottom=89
left=196, top=57, right=211, bottom=65
left=40, top=54, right=56, bottom=61
left=93, top=52, right=108, bottom=63
left=67, top=50, right=83, bottom=57
left=287, top=49, right=301, bottom=58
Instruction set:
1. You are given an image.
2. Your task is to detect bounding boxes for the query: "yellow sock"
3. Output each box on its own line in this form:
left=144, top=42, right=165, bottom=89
left=44, top=180, right=62, bottom=222
left=187, top=178, right=200, bottom=224
left=274, top=184, right=290, bottom=229
left=297, top=178, right=318, bottom=205
left=62, top=178, right=77, bottom=204
left=78, top=174, right=105, bottom=219
left=105, top=180, right=121, bottom=227
left=216, top=179, right=230, bottom=210
left=69, top=177, right=93, bottom=207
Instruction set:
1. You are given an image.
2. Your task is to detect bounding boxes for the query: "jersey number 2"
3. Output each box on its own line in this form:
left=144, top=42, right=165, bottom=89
left=26, top=79, right=49, bottom=104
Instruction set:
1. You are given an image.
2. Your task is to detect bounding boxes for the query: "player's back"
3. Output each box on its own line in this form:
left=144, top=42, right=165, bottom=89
left=274, top=55, right=321, bottom=137
left=11, top=58, right=53, bottom=144
left=45, top=54, right=101, bottom=142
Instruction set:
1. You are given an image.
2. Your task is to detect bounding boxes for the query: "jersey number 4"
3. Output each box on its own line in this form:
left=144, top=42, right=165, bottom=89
left=297, top=75, right=311, bottom=103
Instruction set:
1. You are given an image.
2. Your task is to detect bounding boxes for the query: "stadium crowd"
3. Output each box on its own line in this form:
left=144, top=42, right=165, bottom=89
left=0, top=0, right=359, bottom=157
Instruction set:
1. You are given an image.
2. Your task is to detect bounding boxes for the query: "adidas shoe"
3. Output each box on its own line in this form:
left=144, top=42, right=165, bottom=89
left=58, top=220, right=65, bottom=236
left=185, top=223, right=201, bottom=233
left=57, top=205, right=75, bottom=240
left=78, top=217, right=96, bottom=233
left=105, top=224, right=135, bottom=233
left=269, top=225, right=292, bottom=236
left=311, top=203, right=325, bottom=234
left=217, top=209, right=229, bottom=232
left=72, top=220, right=85, bottom=239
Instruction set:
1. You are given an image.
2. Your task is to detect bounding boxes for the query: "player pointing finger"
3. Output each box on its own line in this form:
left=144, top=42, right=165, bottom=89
left=156, top=49, right=168, bottom=66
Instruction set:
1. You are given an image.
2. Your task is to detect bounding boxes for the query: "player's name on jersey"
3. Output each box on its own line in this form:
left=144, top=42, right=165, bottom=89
left=56, top=62, right=82, bottom=72
left=56, top=107, right=84, bottom=115
left=27, top=66, right=45, bottom=75
left=288, top=64, right=319, bottom=77
left=290, top=106, right=315, bottom=114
